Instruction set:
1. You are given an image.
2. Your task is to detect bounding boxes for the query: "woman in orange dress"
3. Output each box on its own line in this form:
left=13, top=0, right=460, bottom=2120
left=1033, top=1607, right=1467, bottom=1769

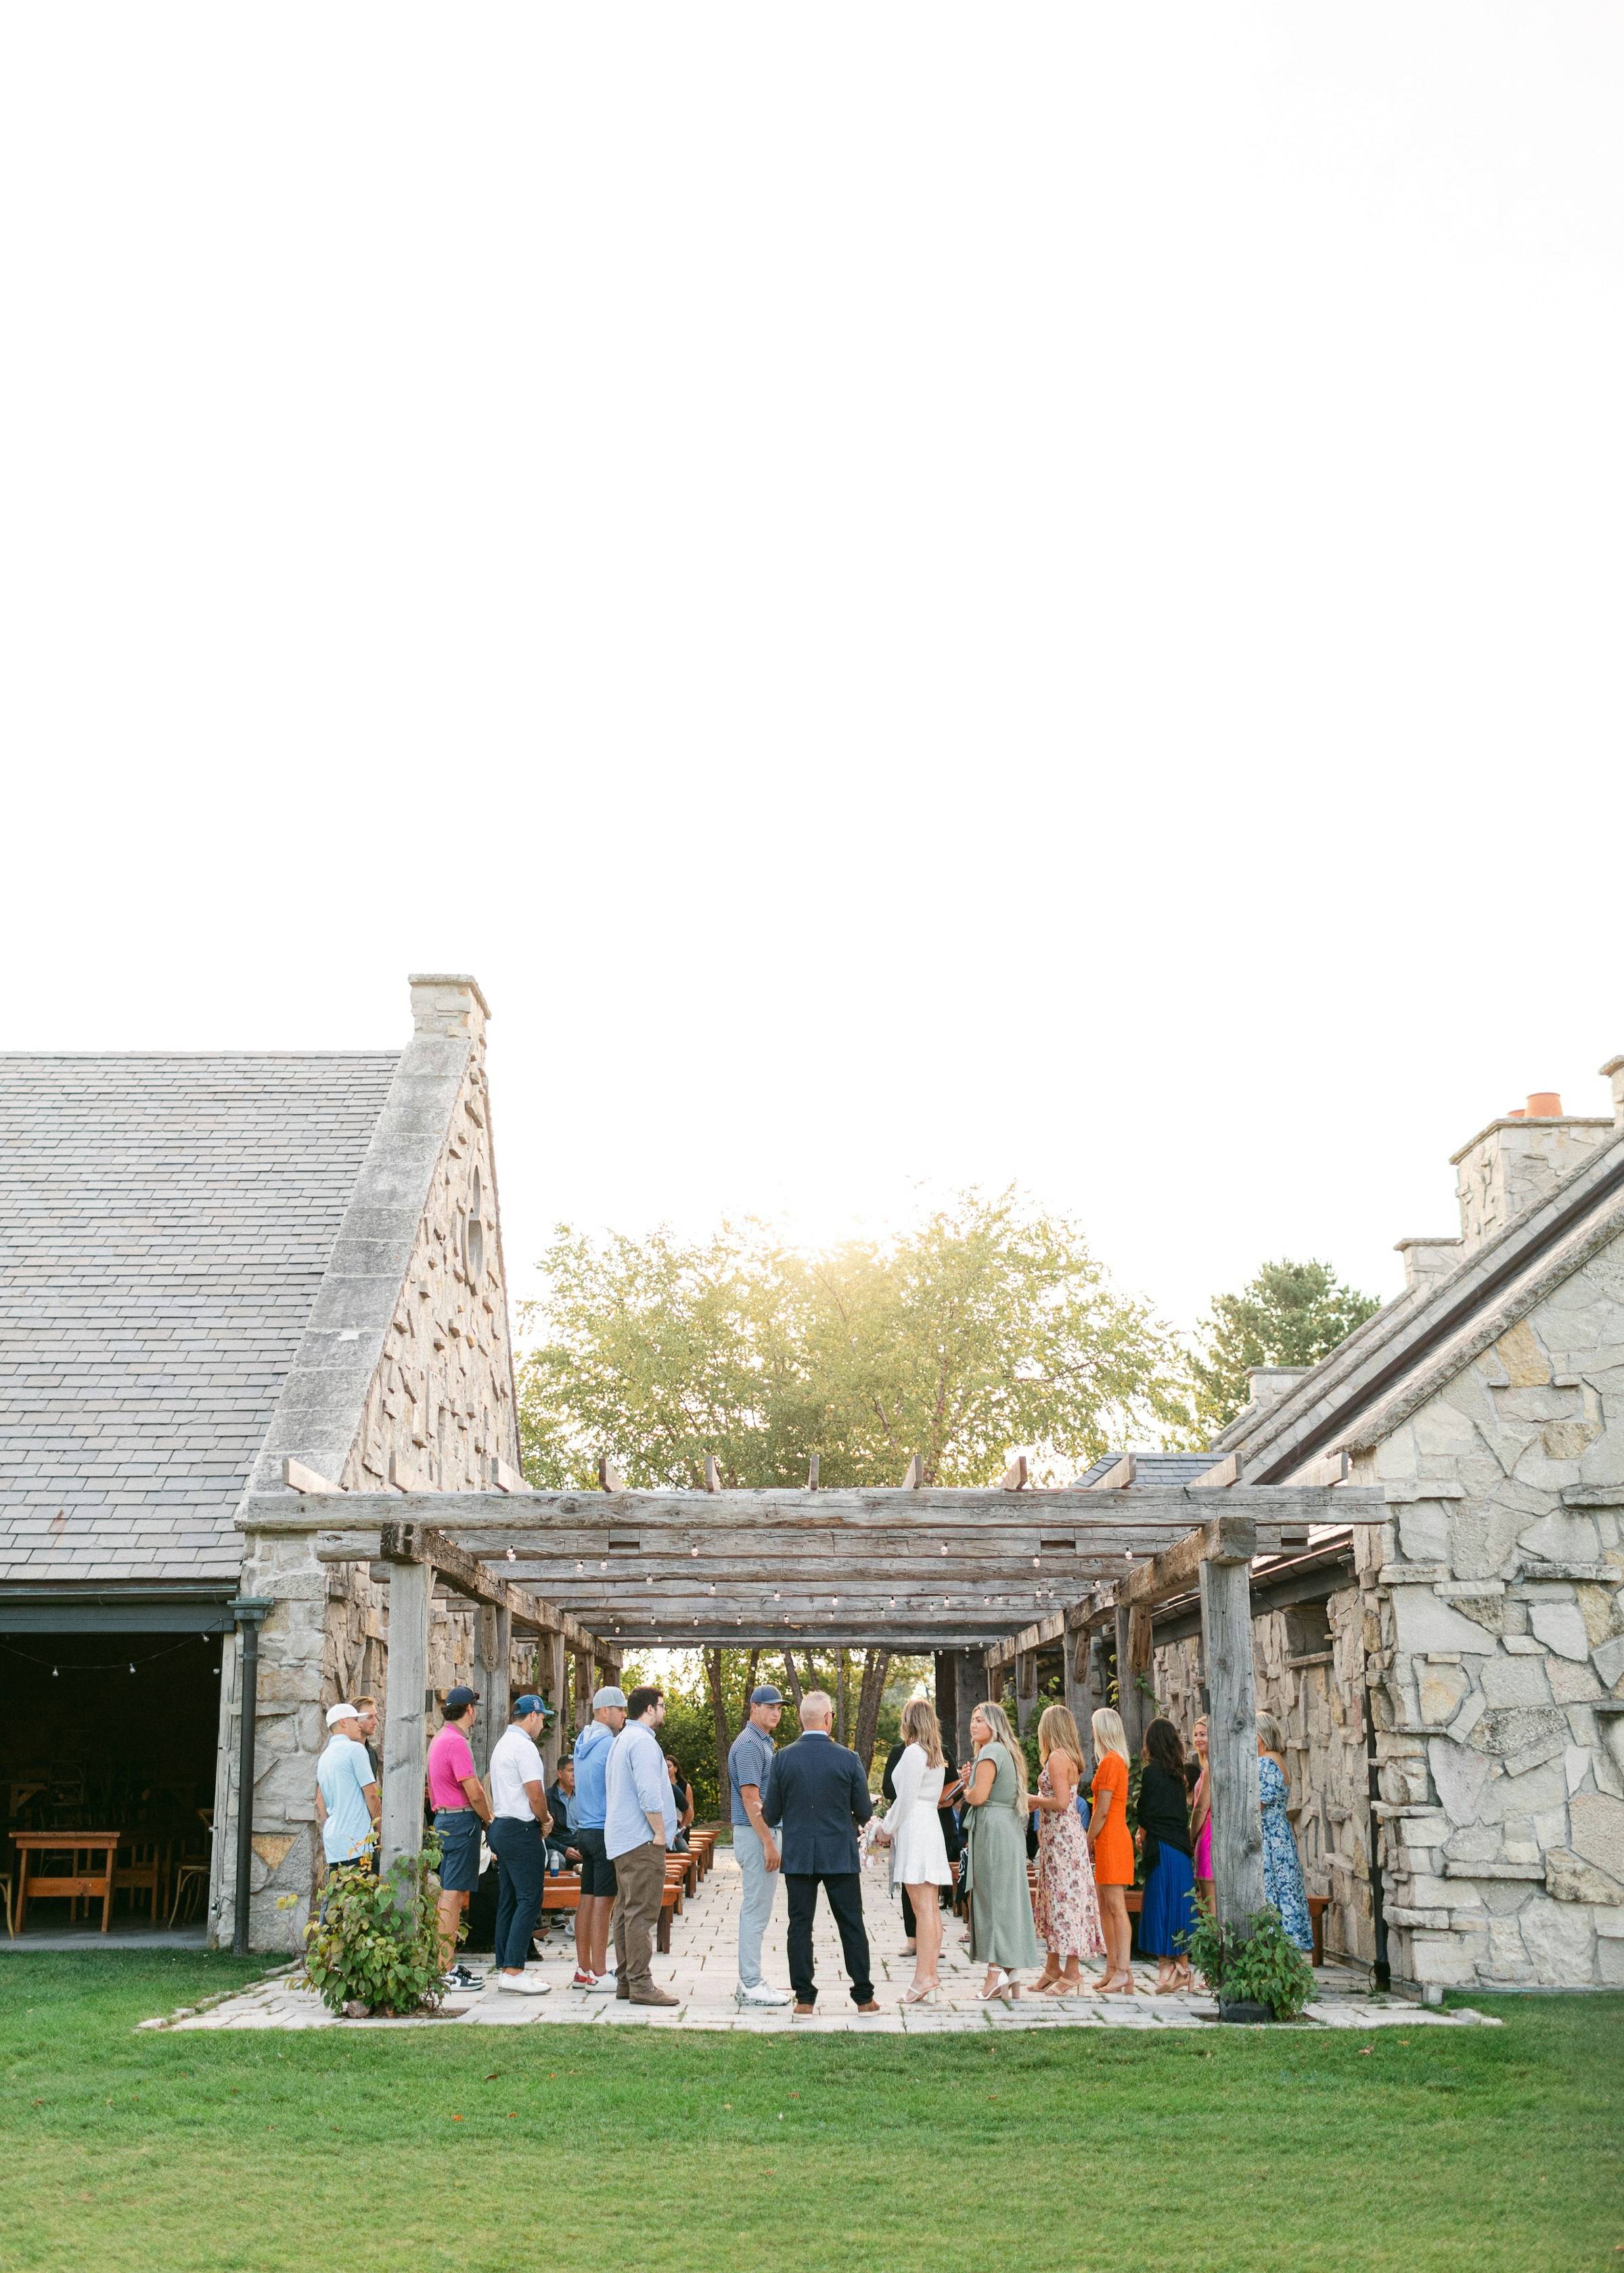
left=1087, top=1707, right=1135, bottom=1995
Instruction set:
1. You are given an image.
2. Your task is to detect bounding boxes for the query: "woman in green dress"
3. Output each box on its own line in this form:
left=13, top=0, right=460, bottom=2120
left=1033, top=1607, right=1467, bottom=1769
left=963, top=1700, right=1041, bottom=2000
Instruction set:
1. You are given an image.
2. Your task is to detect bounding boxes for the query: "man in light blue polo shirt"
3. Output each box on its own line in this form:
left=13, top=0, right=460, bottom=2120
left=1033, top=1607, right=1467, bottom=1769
left=568, top=1686, right=626, bottom=1990
left=729, top=1684, right=790, bottom=2008
left=315, top=1702, right=380, bottom=1878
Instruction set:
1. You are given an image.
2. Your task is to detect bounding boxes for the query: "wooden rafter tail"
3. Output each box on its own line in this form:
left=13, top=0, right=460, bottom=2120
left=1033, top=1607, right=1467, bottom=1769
left=1192, top=1451, right=1242, bottom=1487
left=1087, top=1450, right=1136, bottom=1491
left=901, top=1454, right=924, bottom=1489
left=806, top=1453, right=819, bottom=1491
left=703, top=1454, right=723, bottom=1493
left=281, top=1456, right=338, bottom=1495
left=999, top=1455, right=1029, bottom=1491
left=598, top=1454, right=627, bottom=1494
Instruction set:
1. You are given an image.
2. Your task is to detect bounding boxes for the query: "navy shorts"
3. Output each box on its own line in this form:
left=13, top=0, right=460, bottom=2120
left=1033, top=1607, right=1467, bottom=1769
left=572, top=1824, right=616, bottom=1899
left=434, top=1808, right=483, bottom=1893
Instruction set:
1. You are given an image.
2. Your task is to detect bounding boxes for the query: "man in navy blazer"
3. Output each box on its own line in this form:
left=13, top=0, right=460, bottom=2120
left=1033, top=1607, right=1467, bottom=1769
left=760, top=1689, right=878, bottom=2014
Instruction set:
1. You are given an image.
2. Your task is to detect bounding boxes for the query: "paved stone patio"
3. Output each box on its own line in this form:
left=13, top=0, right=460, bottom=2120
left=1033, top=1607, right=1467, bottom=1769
left=148, top=1853, right=1500, bottom=2036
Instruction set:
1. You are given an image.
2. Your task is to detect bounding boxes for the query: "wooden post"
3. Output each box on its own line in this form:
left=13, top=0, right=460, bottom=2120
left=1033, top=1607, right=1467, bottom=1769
left=853, top=1648, right=891, bottom=1770
left=952, top=1648, right=983, bottom=1770
left=1125, top=1602, right=1154, bottom=1749
left=543, top=1631, right=566, bottom=1780
left=836, top=1647, right=847, bottom=1745
left=780, top=1653, right=804, bottom=1711
left=1064, top=1629, right=1090, bottom=1750
left=1198, top=1548, right=1267, bottom=1929
left=1015, top=1648, right=1039, bottom=1734
left=472, top=1603, right=509, bottom=1786
left=572, top=1651, right=592, bottom=1749
left=934, top=1651, right=956, bottom=1763
left=381, top=1559, right=431, bottom=1872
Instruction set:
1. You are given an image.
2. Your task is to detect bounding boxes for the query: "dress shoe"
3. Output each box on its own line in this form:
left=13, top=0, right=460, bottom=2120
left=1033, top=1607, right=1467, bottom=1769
left=853, top=2000, right=881, bottom=2015
left=630, top=1987, right=679, bottom=2008
left=792, top=2002, right=816, bottom=2017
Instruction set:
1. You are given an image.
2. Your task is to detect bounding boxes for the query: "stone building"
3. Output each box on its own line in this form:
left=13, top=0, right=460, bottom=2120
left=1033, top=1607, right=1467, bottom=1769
left=1192, top=1070, right=1624, bottom=1993
left=0, top=974, right=597, bottom=1952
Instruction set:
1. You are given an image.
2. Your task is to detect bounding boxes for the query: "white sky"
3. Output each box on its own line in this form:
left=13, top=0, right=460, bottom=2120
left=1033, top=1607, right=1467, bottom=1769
left=3, top=6, right=1621, bottom=1340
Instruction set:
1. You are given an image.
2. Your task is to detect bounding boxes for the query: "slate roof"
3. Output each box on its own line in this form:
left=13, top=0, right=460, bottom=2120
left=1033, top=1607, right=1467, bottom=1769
left=0, top=1054, right=399, bottom=1583
left=1072, top=1451, right=1216, bottom=1487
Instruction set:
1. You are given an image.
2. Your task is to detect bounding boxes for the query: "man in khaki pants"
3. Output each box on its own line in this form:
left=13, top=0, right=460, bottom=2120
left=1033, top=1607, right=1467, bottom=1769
left=603, top=1685, right=679, bottom=2007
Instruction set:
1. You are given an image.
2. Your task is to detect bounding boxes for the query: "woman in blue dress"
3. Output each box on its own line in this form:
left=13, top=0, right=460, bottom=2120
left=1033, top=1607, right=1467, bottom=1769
left=1257, top=1711, right=1313, bottom=1952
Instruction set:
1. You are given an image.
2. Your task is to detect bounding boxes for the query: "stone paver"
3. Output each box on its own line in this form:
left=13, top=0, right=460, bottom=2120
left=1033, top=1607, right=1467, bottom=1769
left=157, top=1854, right=1501, bottom=2036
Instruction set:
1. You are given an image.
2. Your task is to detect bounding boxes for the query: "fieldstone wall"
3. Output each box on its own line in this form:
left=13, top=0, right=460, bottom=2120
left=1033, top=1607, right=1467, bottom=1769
left=1153, top=1583, right=1375, bottom=1964
left=214, top=977, right=528, bottom=1952
left=1359, top=1242, right=1624, bottom=1993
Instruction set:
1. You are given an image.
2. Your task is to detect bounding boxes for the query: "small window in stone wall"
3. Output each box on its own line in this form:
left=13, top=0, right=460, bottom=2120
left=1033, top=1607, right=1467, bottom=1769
left=1283, top=1603, right=1331, bottom=1659
left=466, top=1169, right=484, bottom=1283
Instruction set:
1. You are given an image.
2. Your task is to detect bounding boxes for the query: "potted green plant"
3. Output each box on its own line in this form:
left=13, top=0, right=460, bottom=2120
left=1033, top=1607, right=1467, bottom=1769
left=1181, top=1908, right=1316, bottom=2023
left=300, top=1835, right=449, bottom=2019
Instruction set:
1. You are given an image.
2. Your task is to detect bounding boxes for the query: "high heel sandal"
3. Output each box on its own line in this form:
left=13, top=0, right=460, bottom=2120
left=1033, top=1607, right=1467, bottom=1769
left=1096, top=1972, right=1137, bottom=1996
left=976, top=1968, right=1020, bottom=2004
left=899, top=1981, right=939, bottom=2005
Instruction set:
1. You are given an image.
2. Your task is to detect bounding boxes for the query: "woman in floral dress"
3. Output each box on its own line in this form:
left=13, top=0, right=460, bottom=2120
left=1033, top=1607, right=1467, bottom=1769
left=1029, top=1704, right=1105, bottom=1993
left=1257, top=1711, right=1313, bottom=1952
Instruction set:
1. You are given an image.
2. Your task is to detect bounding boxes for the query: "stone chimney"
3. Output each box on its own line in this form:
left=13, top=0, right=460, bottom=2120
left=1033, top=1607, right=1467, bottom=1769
left=1246, top=1366, right=1311, bottom=1412
left=1600, top=1055, right=1624, bottom=1127
left=409, top=972, right=490, bottom=1042
left=1451, top=1090, right=1614, bottom=1251
left=1394, top=1236, right=1464, bottom=1293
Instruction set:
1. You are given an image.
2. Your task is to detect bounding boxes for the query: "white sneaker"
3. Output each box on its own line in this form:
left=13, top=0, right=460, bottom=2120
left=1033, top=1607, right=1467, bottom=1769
left=584, top=1974, right=617, bottom=1994
left=497, top=1971, right=552, bottom=1996
left=735, top=1981, right=793, bottom=2008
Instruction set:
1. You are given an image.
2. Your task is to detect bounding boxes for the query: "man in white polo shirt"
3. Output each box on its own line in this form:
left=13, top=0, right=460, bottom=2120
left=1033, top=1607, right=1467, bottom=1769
left=485, top=1694, right=556, bottom=1995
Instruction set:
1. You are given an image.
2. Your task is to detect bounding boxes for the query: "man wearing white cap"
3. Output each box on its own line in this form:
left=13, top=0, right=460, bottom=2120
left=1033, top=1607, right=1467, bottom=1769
left=568, top=1685, right=627, bottom=1989
left=315, top=1703, right=380, bottom=1876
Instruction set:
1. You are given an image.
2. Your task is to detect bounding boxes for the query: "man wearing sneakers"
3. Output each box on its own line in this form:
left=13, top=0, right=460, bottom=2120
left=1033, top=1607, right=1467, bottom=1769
left=486, top=1695, right=556, bottom=1996
left=568, top=1685, right=626, bottom=1991
left=425, top=1686, right=491, bottom=1992
left=729, top=1684, right=792, bottom=2008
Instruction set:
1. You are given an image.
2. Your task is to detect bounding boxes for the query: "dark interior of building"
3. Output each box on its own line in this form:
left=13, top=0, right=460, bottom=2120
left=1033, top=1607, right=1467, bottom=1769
left=1, top=1627, right=222, bottom=1933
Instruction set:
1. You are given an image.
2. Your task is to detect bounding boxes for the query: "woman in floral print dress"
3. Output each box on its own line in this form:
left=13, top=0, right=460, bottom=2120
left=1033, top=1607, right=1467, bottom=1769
left=1029, top=1704, right=1105, bottom=1992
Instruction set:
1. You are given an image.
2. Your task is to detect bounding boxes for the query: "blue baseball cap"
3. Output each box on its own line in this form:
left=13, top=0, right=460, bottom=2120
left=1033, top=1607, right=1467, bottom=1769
left=512, top=1693, right=554, bottom=1718
left=750, top=1684, right=784, bottom=1705
left=443, top=1686, right=479, bottom=1713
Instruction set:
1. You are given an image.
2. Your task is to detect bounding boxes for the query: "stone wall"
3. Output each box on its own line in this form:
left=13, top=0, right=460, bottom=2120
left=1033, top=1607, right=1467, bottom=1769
left=1152, top=1582, right=1375, bottom=1964
left=1360, top=1241, right=1624, bottom=1992
left=215, top=977, right=530, bottom=1952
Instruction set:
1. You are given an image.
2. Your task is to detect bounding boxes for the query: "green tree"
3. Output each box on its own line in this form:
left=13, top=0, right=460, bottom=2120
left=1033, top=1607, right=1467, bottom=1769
left=1191, top=1257, right=1382, bottom=1428
left=516, top=1188, right=1195, bottom=1489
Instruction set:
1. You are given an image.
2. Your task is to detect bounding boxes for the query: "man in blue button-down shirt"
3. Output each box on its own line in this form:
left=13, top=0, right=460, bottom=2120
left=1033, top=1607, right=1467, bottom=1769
left=604, top=1686, right=680, bottom=2006
left=729, top=1685, right=791, bottom=2008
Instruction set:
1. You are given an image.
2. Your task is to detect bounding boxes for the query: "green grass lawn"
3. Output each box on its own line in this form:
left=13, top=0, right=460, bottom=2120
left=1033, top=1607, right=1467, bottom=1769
left=1, top=1955, right=1619, bottom=2273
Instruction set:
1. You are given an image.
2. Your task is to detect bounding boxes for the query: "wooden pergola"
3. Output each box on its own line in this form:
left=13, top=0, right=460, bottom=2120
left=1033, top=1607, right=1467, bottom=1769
left=240, top=1466, right=1382, bottom=1933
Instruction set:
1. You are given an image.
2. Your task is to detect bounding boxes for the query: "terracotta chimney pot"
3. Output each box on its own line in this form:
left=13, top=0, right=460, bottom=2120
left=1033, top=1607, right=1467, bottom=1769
left=1525, top=1092, right=1562, bottom=1119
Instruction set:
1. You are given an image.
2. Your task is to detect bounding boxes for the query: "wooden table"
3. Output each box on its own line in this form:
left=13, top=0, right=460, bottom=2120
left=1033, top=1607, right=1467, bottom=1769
left=12, top=1831, right=123, bottom=1933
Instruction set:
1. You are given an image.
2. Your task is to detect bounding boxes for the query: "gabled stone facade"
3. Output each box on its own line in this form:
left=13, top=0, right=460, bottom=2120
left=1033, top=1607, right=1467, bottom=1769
left=1218, top=1075, right=1624, bottom=1994
left=218, top=976, right=531, bottom=1952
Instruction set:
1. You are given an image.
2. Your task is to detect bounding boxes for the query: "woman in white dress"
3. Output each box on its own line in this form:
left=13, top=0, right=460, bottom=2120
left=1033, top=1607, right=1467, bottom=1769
left=873, top=1697, right=953, bottom=2004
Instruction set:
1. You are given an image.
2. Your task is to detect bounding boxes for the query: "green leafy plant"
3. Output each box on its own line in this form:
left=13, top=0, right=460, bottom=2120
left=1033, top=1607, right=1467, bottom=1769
left=1180, top=1906, right=1317, bottom=2020
left=300, top=1837, right=447, bottom=2018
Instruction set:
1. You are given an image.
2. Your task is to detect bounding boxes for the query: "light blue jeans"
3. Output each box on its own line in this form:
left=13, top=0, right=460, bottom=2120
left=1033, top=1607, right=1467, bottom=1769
left=734, top=1821, right=782, bottom=1986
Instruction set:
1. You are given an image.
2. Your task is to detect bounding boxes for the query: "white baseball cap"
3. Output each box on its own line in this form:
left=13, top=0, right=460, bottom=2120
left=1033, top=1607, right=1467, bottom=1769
left=326, top=1701, right=362, bottom=1728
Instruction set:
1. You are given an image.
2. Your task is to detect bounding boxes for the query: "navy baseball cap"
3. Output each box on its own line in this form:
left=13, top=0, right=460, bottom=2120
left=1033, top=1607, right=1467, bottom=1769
left=750, top=1684, right=784, bottom=1705
left=443, top=1686, right=479, bottom=1712
left=512, top=1693, right=554, bottom=1718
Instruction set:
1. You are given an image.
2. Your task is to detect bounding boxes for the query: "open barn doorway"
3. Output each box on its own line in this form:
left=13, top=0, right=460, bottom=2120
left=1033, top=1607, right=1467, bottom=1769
left=0, top=1614, right=225, bottom=1939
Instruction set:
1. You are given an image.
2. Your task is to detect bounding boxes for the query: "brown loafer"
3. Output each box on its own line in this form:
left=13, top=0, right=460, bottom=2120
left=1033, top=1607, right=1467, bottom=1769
left=854, top=2000, right=881, bottom=2015
left=792, top=2002, right=816, bottom=2017
left=630, top=1987, right=679, bottom=2007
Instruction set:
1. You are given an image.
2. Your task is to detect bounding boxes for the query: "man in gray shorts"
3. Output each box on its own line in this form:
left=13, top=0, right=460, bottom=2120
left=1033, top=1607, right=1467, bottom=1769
left=568, top=1685, right=627, bottom=1989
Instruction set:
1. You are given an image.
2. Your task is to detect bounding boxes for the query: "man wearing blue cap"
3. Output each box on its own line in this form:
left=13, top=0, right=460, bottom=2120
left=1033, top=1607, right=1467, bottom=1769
left=568, top=1685, right=627, bottom=1989
left=728, top=1684, right=792, bottom=2008
left=486, top=1694, right=557, bottom=1993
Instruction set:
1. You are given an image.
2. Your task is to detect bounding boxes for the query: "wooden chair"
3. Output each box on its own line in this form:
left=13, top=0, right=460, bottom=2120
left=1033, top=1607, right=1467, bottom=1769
left=1, top=1864, right=13, bottom=1939
left=114, top=1837, right=164, bottom=1924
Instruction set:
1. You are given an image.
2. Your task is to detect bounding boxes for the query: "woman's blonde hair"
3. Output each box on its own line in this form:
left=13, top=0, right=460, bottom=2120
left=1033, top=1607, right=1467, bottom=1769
left=970, top=1698, right=1030, bottom=1801
left=1091, top=1706, right=1129, bottom=1764
left=1256, top=1710, right=1285, bottom=1757
left=900, top=1697, right=945, bottom=1768
left=1037, top=1703, right=1086, bottom=1778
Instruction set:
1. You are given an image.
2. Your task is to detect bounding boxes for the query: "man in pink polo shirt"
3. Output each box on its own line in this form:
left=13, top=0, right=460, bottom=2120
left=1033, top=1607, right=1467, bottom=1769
left=426, top=1686, right=492, bottom=1985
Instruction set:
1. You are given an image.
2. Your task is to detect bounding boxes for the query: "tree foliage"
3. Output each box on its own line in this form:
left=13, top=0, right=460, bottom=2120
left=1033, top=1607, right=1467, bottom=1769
left=1190, top=1258, right=1381, bottom=1429
left=517, top=1190, right=1194, bottom=1490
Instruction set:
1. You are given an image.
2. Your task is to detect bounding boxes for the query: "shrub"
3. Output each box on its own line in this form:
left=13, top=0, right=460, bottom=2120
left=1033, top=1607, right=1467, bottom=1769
left=301, top=1838, right=447, bottom=2017
left=1181, top=1906, right=1317, bottom=2020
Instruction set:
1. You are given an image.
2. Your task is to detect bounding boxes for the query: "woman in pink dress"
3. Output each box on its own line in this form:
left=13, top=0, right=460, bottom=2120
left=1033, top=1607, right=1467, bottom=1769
left=1190, top=1715, right=1215, bottom=1913
left=1029, top=1704, right=1106, bottom=1994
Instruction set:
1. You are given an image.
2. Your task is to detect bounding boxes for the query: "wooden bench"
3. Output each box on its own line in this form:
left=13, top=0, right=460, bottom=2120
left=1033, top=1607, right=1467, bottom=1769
left=538, top=1869, right=684, bottom=1952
